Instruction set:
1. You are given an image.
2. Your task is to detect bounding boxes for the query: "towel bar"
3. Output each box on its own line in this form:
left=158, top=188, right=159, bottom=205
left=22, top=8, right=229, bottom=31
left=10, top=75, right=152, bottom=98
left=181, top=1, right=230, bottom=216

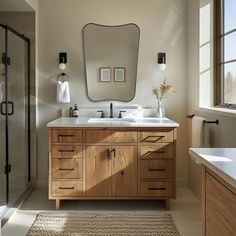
left=186, top=114, right=219, bottom=125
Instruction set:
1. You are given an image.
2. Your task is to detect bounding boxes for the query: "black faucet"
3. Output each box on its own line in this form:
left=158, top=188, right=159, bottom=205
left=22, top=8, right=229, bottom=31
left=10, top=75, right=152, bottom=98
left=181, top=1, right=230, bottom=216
left=109, top=103, right=113, bottom=118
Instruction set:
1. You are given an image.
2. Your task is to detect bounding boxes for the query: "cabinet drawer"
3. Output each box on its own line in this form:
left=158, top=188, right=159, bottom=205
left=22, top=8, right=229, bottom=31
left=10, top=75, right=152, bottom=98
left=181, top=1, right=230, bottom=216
left=51, top=180, right=83, bottom=197
left=140, top=130, right=174, bottom=143
left=140, top=145, right=173, bottom=160
left=51, top=146, right=82, bottom=159
left=140, top=181, right=173, bottom=197
left=51, top=159, right=83, bottom=179
left=85, top=130, right=137, bottom=143
left=52, top=129, right=82, bottom=143
left=140, top=159, right=173, bottom=180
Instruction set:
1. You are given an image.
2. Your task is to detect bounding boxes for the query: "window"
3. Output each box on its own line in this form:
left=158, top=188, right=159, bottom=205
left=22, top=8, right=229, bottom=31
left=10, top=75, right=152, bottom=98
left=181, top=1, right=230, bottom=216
left=215, top=0, right=236, bottom=107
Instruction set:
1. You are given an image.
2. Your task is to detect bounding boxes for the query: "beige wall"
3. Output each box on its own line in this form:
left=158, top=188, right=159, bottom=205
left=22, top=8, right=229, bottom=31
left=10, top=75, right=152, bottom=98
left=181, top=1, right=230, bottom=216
left=36, top=0, right=189, bottom=188
left=187, top=0, right=236, bottom=199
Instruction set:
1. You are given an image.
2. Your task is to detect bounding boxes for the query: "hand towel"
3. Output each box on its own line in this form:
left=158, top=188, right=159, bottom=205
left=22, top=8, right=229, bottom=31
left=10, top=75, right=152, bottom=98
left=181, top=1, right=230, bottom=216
left=191, top=116, right=210, bottom=164
left=57, top=80, right=70, bottom=103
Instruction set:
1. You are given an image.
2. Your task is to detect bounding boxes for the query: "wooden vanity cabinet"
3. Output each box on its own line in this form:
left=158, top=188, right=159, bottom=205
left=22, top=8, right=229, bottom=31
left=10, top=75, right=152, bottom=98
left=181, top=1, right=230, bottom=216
left=48, top=127, right=177, bottom=209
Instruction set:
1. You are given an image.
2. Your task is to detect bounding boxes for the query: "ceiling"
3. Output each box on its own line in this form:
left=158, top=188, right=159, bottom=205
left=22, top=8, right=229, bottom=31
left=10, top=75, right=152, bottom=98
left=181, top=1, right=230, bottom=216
left=0, top=0, right=34, bottom=12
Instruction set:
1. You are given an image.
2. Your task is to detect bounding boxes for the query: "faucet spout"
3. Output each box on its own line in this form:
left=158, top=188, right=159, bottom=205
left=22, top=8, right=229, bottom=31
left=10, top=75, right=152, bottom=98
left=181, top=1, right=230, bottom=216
left=109, top=103, right=113, bottom=118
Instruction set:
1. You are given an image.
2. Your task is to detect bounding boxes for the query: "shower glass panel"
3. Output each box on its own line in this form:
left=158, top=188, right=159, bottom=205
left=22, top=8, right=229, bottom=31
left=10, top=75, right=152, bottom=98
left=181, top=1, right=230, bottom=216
left=0, top=26, right=7, bottom=212
left=7, top=30, right=28, bottom=204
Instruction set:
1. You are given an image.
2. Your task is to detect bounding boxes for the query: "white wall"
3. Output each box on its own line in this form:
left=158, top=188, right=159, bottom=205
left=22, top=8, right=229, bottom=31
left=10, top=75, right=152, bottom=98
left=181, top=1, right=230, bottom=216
left=36, top=0, right=189, bottom=188
left=187, top=0, right=236, bottom=199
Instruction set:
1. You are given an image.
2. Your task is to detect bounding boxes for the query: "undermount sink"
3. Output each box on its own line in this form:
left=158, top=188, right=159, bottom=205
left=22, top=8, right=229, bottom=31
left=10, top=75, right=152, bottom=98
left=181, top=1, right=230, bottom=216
left=88, top=118, right=135, bottom=123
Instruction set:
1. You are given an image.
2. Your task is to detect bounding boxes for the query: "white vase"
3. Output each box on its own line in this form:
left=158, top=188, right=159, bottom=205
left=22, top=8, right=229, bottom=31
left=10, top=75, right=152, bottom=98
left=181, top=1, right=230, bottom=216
left=156, top=98, right=165, bottom=118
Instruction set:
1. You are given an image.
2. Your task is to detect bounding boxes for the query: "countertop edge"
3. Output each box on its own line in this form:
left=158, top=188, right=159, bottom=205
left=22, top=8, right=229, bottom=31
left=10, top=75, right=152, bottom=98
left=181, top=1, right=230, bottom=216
left=189, top=148, right=236, bottom=190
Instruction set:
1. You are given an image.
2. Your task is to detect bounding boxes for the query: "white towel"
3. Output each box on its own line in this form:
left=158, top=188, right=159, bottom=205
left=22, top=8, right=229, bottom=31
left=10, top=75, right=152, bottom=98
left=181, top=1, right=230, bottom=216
left=57, top=81, right=70, bottom=103
left=191, top=116, right=210, bottom=164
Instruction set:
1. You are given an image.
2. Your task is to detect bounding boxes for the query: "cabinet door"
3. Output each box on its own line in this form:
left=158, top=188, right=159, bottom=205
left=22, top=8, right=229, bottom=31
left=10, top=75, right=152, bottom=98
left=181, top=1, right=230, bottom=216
left=85, top=145, right=112, bottom=197
left=112, top=146, right=138, bottom=197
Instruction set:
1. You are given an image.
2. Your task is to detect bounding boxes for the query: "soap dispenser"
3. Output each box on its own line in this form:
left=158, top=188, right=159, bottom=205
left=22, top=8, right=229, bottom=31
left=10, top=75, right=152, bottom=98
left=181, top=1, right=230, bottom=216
left=72, top=104, right=79, bottom=117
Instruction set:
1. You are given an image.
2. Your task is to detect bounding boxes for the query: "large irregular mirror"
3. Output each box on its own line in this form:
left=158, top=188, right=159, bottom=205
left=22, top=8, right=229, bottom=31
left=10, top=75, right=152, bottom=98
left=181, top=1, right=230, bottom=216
left=83, top=23, right=140, bottom=101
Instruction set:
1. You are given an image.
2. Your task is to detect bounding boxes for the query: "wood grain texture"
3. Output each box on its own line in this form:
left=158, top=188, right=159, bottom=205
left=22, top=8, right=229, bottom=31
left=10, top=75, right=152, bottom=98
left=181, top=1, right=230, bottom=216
left=85, top=145, right=112, bottom=197
left=205, top=172, right=236, bottom=236
left=111, top=146, right=138, bottom=197
left=51, top=145, right=82, bottom=159
left=140, top=129, right=174, bottom=143
left=52, top=129, right=82, bottom=143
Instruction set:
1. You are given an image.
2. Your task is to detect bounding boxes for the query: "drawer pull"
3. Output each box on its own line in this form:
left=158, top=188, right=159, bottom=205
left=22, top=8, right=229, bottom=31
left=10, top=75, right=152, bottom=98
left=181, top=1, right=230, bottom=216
left=148, top=187, right=166, bottom=191
left=148, top=168, right=166, bottom=172
left=58, top=168, right=75, bottom=171
left=142, top=135, right=165, bottom=143
left=58, top=134, right=74, bottom=137
left=58, top=187, right=75, bottom=190
left=58, top=149, right=75, bottom=152
left=147, top=150, right=165, bottom=154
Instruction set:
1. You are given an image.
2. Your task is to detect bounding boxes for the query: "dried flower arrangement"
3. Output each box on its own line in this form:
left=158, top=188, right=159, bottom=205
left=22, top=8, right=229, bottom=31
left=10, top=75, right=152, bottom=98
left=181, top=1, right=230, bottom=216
left=152, top=78, right=174, bottom=101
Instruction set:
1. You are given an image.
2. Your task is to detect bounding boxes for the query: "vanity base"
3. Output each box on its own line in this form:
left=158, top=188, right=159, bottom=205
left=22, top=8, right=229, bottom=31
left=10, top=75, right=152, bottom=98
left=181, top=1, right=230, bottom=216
left=53, top=198, right=172, bottom=210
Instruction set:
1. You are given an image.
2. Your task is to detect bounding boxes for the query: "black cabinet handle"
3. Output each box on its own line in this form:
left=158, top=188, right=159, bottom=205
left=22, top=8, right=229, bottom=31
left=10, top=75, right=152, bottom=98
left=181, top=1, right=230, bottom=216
left=142, top=135, right=165, bottom=143
left=8, top=101, right=14, bottom=115
left=147, top=150, right=165, bottom=154
left=148, top=187, right=166, bottom=191
left=58, top=168, right=75, bottom=171
left=0, top=101, right=14, bottom=115
left=58, top=134, right=74, bottom=137
left=58, top=149, right=74, bottom=153
left=148, top=168, right=166, bottom=172
left=58, top=187, right=75, bottom=190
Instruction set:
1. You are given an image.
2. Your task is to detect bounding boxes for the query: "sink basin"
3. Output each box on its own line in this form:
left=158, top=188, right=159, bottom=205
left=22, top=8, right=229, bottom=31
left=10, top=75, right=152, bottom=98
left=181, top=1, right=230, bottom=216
left=88, top=118, right=135, bottom=124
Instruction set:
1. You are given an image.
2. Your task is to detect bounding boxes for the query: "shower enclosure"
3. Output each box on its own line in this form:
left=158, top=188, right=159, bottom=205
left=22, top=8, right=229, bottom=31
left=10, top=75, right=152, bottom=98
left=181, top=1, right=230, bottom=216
left=0, top=24, right=31, bottom=217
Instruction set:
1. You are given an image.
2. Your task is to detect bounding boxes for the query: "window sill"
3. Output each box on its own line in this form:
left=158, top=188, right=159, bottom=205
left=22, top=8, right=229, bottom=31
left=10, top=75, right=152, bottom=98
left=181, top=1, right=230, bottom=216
left=197, top=106, right=236, bottom=119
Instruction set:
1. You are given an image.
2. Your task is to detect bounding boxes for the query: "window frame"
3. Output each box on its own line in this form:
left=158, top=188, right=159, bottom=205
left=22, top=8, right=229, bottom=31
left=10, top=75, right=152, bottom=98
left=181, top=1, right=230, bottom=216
left=214, top=0, right=236, bottom=108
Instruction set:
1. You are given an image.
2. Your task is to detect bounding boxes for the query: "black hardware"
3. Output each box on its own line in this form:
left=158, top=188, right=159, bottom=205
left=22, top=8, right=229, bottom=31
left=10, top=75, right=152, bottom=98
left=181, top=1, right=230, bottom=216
left=59, top=168, right=75, bottom=171
left=58, top=187, right=75, bottom=190
left=148, top=168, right=166, bottom=172
left=109, top=103, right=113, bottom=118
left=4, top=164, right=11, bottom=174
left=158, top=52, right=166, bottom=64
left=107, top=149, right=111, bottom=158
left=0, top=101, right=14, bottom=115
left=118, top=110, right=126, bottom=118
left=97, top=110, right=105, bottom=118
left=186, top=114, right=219, bottom=124
left=2, top=52, right=10, bottom=65
left=111, top=148, right=116, bottom=157
left=147, top=150, right=165, bottom=155
left=59, top=52, right=67, bottom=64
left=121, top=170, right=124, bottom=176
left=142, top=135, right=165, bottom=143
left=58, top=149, right=74, bottom=152
left=58, top=134, right=74, bottom=137
left=148, top=187, right=166, bottom=191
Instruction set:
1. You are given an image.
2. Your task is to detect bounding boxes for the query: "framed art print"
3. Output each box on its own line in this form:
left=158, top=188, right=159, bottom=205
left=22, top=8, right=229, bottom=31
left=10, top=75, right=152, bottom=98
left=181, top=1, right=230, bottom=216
left=99, top=67, right=111, bottom=82
left=114, top=67, right=125, bottom=82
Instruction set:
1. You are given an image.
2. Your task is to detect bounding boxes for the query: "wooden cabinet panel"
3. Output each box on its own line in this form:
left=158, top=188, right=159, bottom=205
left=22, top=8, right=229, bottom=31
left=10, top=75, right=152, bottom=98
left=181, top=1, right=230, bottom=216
left=140, top=130, right=174, bottom=143
left=51, top=180, right=83, bottom=197
left=85, top=145, right=112, bottom=197
left=112, top=131, right=137, bottom=143
left=51, top=158, right=83, bottom=179
left=140, top=159, right=173, bottom=180
left=205, top=172, right=236, bottom=236
left=52, top=129, right=82, bottom=143
left=140, top=181, right=173, bottom=197
left=51, top=145, right=82, bottom=159
left=140, top=145, right=173, bottom=160
left=85, top=129, right=137, bottom=143
left=112, top=146, right=138, bottom=197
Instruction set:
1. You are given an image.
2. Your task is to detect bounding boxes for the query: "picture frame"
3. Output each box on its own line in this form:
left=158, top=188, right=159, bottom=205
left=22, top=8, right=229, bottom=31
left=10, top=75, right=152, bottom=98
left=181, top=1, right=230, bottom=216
left=99, top=67, right=111, bottom=82
left=114, top=67, right=125, bottom=82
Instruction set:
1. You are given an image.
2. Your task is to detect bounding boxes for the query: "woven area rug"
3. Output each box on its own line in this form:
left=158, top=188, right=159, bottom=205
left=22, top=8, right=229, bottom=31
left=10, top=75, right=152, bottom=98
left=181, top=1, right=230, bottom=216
left=27, top=211, right=180, bottom=236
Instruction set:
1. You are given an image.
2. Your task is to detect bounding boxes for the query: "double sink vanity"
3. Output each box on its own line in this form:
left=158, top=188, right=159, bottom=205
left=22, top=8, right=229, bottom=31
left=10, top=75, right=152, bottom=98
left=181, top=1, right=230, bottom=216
left=47, top=116, right=179, bottom=209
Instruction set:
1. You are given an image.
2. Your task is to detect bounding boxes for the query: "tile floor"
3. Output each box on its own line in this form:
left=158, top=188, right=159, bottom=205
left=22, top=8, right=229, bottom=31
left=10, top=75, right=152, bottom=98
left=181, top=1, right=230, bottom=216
left=1, top=188, right=202, bottom=236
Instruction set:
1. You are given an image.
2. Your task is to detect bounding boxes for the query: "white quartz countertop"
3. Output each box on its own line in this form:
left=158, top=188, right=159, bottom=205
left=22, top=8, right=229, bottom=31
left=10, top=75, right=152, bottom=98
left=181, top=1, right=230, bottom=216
left=47, top=117, right=179, bottom=128
left=189, top=148, right=236, bottom=189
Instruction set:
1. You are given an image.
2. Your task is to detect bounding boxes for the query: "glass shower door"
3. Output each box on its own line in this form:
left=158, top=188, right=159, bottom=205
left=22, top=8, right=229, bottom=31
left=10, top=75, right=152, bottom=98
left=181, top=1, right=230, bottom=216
left=0, top=26, right=7, bottom=213
left=7, top=30, right=28, bottom=205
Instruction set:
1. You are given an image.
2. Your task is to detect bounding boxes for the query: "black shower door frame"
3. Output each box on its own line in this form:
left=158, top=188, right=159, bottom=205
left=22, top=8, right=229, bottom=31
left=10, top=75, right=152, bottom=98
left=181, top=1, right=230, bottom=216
left=0, top=23, right=31, bottom=205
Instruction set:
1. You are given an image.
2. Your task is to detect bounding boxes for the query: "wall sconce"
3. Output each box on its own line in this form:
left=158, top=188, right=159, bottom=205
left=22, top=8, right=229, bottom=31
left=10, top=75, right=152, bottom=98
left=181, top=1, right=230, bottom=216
left=158, top=52, right=166, bottom=70
left=59, top=52, right=67, bottom=70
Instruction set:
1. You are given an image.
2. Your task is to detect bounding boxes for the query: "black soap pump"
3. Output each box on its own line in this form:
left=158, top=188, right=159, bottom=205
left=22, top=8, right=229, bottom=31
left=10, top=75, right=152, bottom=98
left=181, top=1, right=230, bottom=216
left=72, top=104, right=79, bottom=117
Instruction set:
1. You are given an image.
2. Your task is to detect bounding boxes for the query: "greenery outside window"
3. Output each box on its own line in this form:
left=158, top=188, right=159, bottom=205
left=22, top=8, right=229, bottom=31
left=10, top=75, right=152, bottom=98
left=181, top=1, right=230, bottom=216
left=215, top=0, right=236, bottom=107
